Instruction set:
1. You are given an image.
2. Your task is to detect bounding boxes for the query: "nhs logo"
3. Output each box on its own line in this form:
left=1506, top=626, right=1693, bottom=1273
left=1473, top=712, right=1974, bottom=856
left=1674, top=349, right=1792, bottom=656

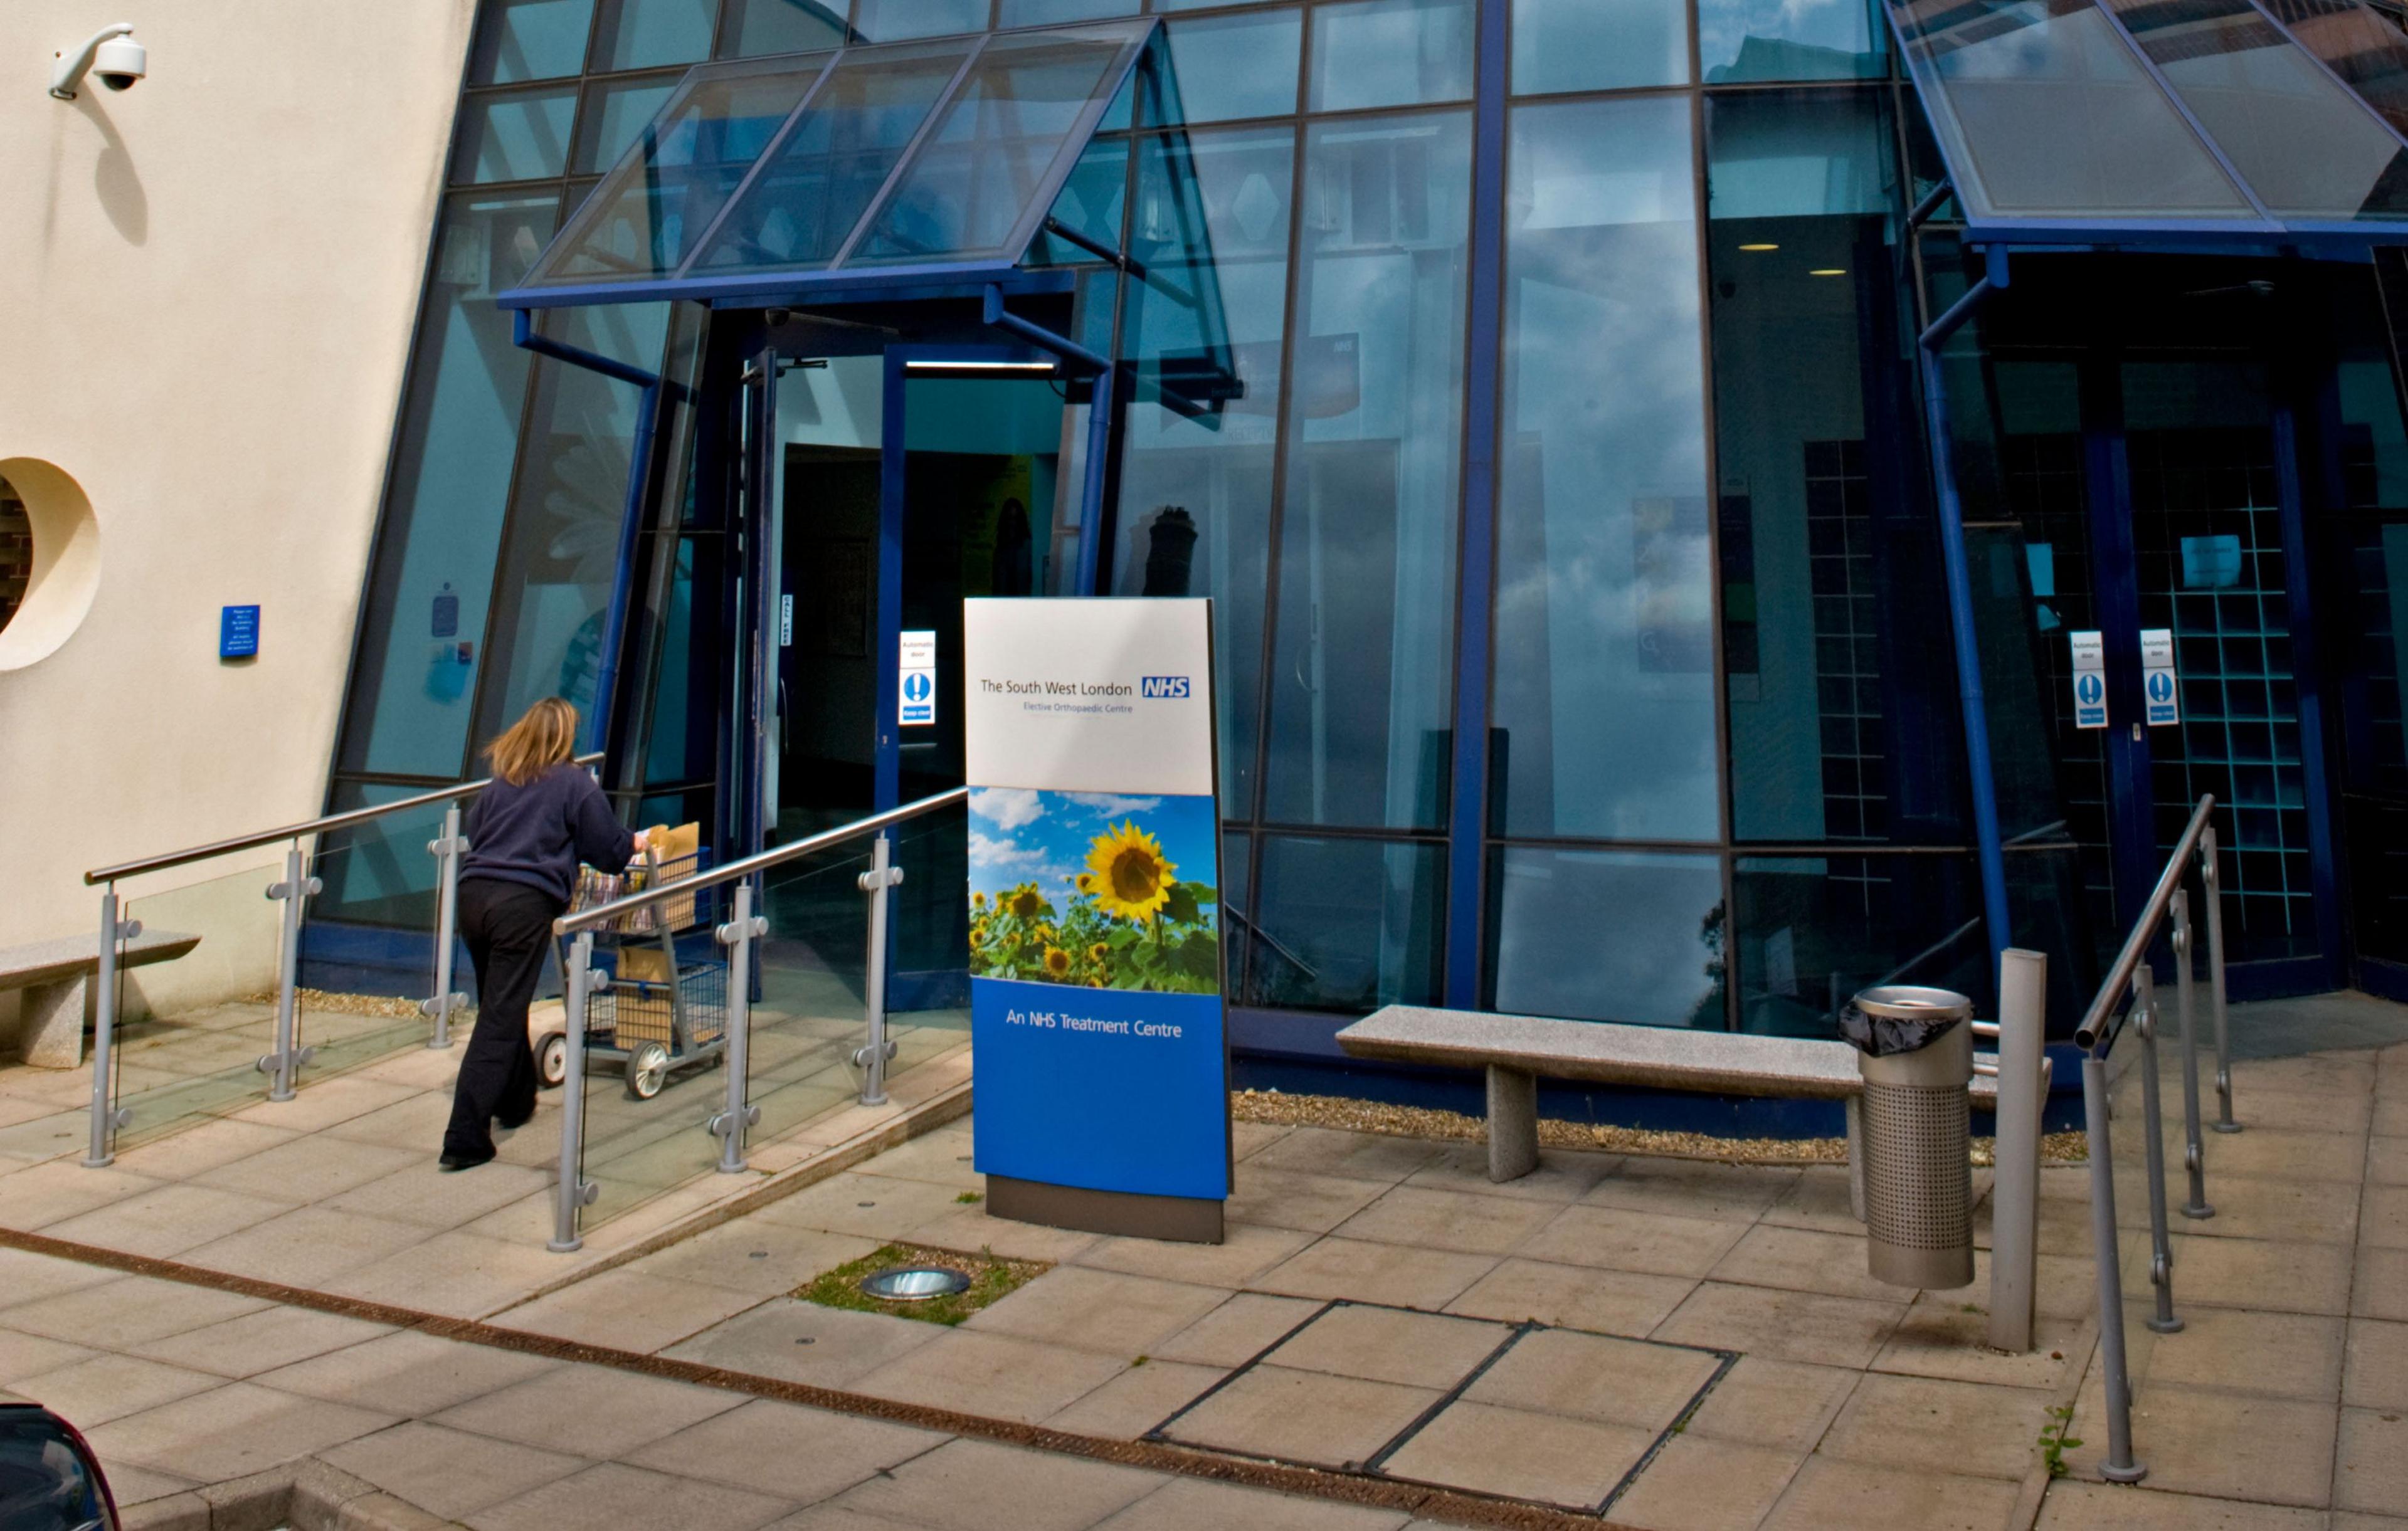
left=1140, top=676, right=1191, bottom=699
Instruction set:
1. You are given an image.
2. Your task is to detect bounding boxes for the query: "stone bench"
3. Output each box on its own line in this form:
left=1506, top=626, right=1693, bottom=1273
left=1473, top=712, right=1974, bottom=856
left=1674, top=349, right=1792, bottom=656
left=2, top=929, right=203, bottom=1068
left=1336, top=1004, right=1999, bottom=1183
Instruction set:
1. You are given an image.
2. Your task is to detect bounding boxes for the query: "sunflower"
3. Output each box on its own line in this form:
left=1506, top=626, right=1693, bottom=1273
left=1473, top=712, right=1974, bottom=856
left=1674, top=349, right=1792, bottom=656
left=1007, top=885, right=1048, bottom=919
left=968, top=927, right=985, bottom=950
left=1042, top=945, right=1072, bottom=978
left=1088, top=942, right=1109, bottom=962
left=1075, top=873, right=1095, bottom=894
left=1034, top=923, right=1057, bottom=944
left=1084, top=821, right=1176, bottom=922
left=972, top=891, right=988, bottom=910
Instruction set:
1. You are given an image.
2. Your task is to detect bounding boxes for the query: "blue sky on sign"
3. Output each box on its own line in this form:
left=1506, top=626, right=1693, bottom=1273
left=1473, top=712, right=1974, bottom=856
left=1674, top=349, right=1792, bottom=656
left=966, top=787, right=1219, bottom=905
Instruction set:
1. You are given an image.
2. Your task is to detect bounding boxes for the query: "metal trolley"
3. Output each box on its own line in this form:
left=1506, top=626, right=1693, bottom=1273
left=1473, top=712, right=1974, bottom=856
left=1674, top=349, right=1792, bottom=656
left=536, top=848, right=727, bottom=1100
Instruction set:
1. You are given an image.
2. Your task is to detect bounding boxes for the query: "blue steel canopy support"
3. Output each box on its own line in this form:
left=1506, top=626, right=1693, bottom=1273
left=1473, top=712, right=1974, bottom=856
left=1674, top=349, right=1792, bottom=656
left=1917, top=248, right=2012, bottom=972
left=978, top=284, right=1116, bottom=592
left=510, top=309, right=662, bottom=758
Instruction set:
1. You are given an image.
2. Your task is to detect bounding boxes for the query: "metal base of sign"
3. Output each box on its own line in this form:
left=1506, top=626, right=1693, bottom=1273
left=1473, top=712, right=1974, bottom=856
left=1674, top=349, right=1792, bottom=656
left=986, top=1175, right=1223, bottom=1244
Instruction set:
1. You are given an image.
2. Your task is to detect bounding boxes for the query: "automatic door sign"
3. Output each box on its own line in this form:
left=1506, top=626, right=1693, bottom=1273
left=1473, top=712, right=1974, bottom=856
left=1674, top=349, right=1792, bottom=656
left=2141, top=628, right=2179, bottom=727
left=2070, top=629, right=2107, bottom=730
left=899, top=628, right=937, bottom=727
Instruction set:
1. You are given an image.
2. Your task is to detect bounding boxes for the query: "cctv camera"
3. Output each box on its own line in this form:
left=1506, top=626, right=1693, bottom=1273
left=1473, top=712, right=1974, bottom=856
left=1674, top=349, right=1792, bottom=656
left=47, top=23, right=143, bottom=100
left=93, top=34, right=144, bottom=90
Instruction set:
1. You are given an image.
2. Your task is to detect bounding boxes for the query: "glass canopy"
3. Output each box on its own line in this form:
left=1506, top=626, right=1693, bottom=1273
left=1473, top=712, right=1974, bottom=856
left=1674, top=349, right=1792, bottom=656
left=497, top=18, right=1160, bottom=308
left=1888, top=0, right=2408, bottom=246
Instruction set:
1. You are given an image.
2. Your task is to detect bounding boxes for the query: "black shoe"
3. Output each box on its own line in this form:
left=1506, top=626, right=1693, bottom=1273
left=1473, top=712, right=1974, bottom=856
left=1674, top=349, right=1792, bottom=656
left=439, top=1150, right=494, bottom=1173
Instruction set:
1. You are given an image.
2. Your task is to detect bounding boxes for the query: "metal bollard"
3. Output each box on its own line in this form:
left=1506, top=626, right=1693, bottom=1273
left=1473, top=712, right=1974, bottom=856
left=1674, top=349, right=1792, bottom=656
left=2083, top=1051, right=2148, bottom=1482
left=2170, top=890, right=2212, bottom=1219
left=1988, top=948, right=2047, bottom=1354
left=2133, top=969, right=2182, bottom=1334
left=550, top=932, right=600, bottom=1253
left=421, top=803, right=469, bottom=1049
left=854, top=833, right=902, bottom=1107
left=259, top=844, right=322, bottom=1102
left=2202, top=829, right=2240, bottom=1134
left=83, top=888, right=136, bottom=1168
left=710, top=881, right=767, bottom=1174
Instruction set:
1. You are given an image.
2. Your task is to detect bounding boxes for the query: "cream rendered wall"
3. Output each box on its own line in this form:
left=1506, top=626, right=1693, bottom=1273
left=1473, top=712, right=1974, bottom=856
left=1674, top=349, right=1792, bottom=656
left=0, top=2, right=477, bottom=1031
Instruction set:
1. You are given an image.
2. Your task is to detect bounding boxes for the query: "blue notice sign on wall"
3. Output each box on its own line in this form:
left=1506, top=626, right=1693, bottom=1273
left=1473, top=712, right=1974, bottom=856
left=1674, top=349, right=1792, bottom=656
left=219, top=605, right=261, bottom=661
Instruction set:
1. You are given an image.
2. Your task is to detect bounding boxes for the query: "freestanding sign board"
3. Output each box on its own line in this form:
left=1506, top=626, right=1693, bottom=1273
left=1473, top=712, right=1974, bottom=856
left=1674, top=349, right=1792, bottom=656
left=961, top=597, right=1229, bottom=1243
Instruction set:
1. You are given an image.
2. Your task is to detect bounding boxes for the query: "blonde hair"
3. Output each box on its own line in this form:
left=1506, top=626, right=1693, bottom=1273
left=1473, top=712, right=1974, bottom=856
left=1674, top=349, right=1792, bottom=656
left=487, top=698, right=579, bottom=786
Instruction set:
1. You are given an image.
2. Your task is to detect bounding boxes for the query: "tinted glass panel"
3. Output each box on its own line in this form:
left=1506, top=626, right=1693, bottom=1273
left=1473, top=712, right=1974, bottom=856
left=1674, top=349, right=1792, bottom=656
left=720, top=0, right=849, bottom=56
left=1488, top=848, right=1726, bottom=1026
left=534, top=62, right=826, bottom=282
left=2263, top=0, right=2408, bottom=137
left=453, top=86, right=579, bottom=184
left=1888, top=0, right=2254, bottom=218
left=1492, top=97, right=1718, bottom=841
left=852, top=31, right=1139, bottom=264
left=854, top=0, right=990, bottom=40
left=472, top=302, right=684, bottom=747
left=1245, top=836, right=1444, bottom=1011
left=2103, top=0, right=2408, bottom=220
left=697, top=43, right=972, bottom=272
left=1003, top=0, right=1142, bottom=23
left=1311, top=0, right=1476, bottom=111
left=1734, top=854, right=1985, bottom=1035
left=1162, top=9, right=1302, bottom=123
left=1114, top=126, right=1296, bottom=823
left=339, top=191, right=562, bottom=777
left=470, top=0, right=597, bottom=83
left=1513, top=0, right=1688, bottom=95
left=1701, top=0, right=1884, bottom=82
left=1262, top=112, right=1472, bottom=830
left=1709, top=92, right=1965, bottom=845
left=593, top=0, right=719, bottom=68
left=574, top=73, right=683, bottom=174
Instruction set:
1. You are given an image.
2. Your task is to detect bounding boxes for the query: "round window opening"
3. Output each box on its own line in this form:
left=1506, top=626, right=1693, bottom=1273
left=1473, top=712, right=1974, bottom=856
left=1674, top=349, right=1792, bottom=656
left=0, top=459, right=103, bottom=671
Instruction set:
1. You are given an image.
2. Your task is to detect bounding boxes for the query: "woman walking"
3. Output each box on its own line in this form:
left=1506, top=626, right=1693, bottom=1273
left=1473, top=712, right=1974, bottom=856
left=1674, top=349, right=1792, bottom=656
left=442, top=698, right=645, bottom=1172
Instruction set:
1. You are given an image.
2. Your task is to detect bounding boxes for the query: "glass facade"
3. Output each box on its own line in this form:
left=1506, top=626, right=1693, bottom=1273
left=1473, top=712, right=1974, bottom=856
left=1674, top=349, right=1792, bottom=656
left=334, top=0, right=2408, bottom=1043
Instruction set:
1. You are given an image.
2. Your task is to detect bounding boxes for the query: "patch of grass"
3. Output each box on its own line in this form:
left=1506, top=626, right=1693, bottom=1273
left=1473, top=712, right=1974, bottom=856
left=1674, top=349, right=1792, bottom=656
left=2039, top=1403, right=2082, bottom=1478
left=954, top=1191, right=983, bottom=1204
left=793, top=1242, right=1048, bottom=1327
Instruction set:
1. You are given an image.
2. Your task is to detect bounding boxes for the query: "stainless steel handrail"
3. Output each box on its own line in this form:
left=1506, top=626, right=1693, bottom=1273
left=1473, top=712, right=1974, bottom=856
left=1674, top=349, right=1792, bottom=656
left=85, top=752, right=606, bottom=885
left=546, top=784, right=971, bottom=1253
left=2074, top=794, right=2215, bottom=1050
left=553, top=786, right=969, bottom=936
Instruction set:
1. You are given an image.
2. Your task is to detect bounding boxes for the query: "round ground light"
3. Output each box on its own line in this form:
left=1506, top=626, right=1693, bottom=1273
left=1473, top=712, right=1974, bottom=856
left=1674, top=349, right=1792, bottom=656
left=859, top=1265, right=971, bottom=1302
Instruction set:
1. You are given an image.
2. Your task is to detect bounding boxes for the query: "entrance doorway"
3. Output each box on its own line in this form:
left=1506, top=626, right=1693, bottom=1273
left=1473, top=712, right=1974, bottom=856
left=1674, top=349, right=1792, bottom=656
left=1977, top=348, right=2343, bottom=999
left=749, top=347, right=1074, bottom=1011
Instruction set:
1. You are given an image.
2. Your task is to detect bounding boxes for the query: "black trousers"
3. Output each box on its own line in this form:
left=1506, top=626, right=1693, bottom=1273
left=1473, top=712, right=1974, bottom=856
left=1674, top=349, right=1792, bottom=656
left=445, top=878, right=562, bottom=1159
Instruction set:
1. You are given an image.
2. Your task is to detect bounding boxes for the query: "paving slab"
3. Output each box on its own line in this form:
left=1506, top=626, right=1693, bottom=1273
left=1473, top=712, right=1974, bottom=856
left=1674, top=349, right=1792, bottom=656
left=2343, top=1317, right=2408, bottom=1409
left=1149, top=1292, right=1323, bottom=1368
left=251, top=1329, right=561, bottom=1415
left=2035, top=1481, right=2327, bottom=1529
left=2110, top=1386, right=2340, bottom=1507
left=83, top=1378, right=396, bottom=1483
left=1094, top=1476, right=1410, bottom=1530
left=318, top=1421, right=588, bottom=1519
left=1678, top=1356, right=1861, bottom=1454
left=1605, top=1434, right=1807, bottom=1531
left=1222, top=1169, right=1390, bottom=1234
left=1071, top=1223, right=1313, bottom=1288
left=1816, top=1372, right=2051, bottom=1482
left=848, top=1325, right=1129, bottom=1424
left=178, top=1204, right=431, bottom=1286
left=1442, top=1256, right=1697, bottom=1337
left=1246, top=1127, right=1448, bottom=1185
left=1517, top=1204, right=1751, bottom=1280
left=962, top=1266, right=1228, bottom=1356
left=1329, top=1185, right=1563, bottom=1256
left=10, top=1352, right=226, bottom=1425
left=1400, top=1144, right=1618, bottom=1204
left=2337, top=1406, right=2408, bottom=1515
left=1159, top=1365, right=1439, bottom=1468
left=1758, top=1456, right=2022, bottom=1531
left=3, top=1274, right=269, bottom=1349
left=2128, top=1307, right=2344, bottom=1402
left=1262, top=1303, right=1510, bottom=1390
left=1582, top=1158, right=1800, bottom=1224
left=664, top=1298, right=944, bottom=1390
left=0, top=1328, right=99, bottom=1386
left=1043, top=1358, right=1227, bottom=1438
left=472, top=1460, right=793, bottom=1531
left=1378, top=1399, right=1651, bottom=1508
left=433, top=1364, right=747, bottom=1458
left=2165, top=1233, right=2353, bottom=1315
left=830, top=1438, right=1161, bottom=1531
left=494, top=1267, right=767, bottom=1353
left=1462, top=1327, right=1720, bottom=1430
left=1250, top=1236, right=1498, bottom=1310
left=0, top=1246, right=127, bottom=1309
left=623, top=1398, right=946, bottom=1504
left=622, top=1219, right=879, bottom=1298
left=1652, top=1280, right=1906, bottom=1369
left=40, top=1182, right=296, bottom=1258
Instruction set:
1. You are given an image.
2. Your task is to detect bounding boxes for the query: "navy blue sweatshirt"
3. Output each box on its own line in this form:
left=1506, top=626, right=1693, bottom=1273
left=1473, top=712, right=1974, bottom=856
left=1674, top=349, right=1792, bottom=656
left=461, top=764, right=636, bottom=905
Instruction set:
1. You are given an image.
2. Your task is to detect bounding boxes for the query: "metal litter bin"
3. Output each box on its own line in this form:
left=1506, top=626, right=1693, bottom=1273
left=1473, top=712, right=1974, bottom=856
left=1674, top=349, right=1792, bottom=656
left=1843, top=985, right=1975, bottom=1290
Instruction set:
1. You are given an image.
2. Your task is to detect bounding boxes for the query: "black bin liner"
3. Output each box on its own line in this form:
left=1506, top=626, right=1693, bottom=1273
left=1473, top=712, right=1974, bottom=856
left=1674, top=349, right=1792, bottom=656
left=1839, top=984, right=1973, bottom=1057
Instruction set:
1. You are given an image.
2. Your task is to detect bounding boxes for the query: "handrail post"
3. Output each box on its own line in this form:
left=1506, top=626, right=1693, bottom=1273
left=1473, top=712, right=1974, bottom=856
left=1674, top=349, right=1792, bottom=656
left=2134, top=969, right=2183, bottom=1334
left=710, top=881, right=766, bottom=1174
left=1988, top=948, right=2047, bottom=1353
left=2171, top=890, right=2212, bottom=1219
left=855, top=832, right=901, bottom=1107
left=422, top=803, right=468, bottom=1050
left=83, top=886, right=134, bottom=1168
left=550, top=932, right=598, bottom=1253
left=2083, top=1048, right=2147, bottom=1481
left=2202, top=827, right=2239, bottom=1134
left=258, top=843, right=321, bottom=1103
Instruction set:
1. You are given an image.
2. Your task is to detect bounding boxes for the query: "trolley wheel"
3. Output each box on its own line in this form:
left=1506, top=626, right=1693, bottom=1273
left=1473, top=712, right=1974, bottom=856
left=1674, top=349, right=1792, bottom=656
left=535, top=1033, right=568, bottom=1090
left=625, top=1041, right=672, bottom=1100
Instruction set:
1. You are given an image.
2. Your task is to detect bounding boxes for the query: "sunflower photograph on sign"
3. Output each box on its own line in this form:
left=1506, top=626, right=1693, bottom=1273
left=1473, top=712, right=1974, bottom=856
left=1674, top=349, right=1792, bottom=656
left=966, top=787, right=1220, bottom=996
